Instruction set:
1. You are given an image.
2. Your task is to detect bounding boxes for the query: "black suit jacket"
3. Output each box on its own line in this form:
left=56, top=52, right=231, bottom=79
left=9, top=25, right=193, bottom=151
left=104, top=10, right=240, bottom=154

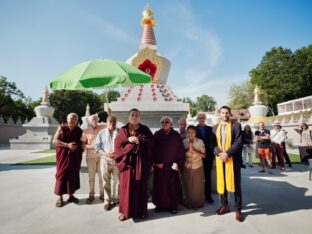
left=196, top=125, right=214, bottom=160
left=212, top=121, right=242, bottom=161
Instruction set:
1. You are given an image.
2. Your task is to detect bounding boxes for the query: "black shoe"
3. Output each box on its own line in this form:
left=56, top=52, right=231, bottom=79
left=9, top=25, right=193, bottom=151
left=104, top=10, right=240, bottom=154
left=258, top=169, right=265, bottom=173
left=288, top=164, right=292, bottom=167
left=241, top=164, right=246, bottom=169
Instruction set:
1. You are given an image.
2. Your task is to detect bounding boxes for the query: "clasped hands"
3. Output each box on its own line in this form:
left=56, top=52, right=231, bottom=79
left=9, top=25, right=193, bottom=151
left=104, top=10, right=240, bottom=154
left=218, top=152, right=229, bottom=162
left=128, top=136, right=139, bottom=144
left=67, top=142, right=77, bottom=151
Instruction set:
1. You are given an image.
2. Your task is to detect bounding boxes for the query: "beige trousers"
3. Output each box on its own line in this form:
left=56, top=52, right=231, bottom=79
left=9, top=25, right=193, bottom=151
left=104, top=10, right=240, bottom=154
left=100, top=158, right=120, bottom=205
left=86, top=158, right=104, bottom=196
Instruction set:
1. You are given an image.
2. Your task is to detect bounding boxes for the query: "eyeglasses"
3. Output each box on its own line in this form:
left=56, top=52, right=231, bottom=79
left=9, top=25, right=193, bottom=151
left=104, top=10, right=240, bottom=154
left=161, top=121, right=170, bottom=124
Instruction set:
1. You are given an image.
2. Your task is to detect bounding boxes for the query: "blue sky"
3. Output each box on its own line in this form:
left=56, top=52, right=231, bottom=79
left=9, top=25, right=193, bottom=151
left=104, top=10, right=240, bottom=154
left=1, top=0, right=311, bottom=106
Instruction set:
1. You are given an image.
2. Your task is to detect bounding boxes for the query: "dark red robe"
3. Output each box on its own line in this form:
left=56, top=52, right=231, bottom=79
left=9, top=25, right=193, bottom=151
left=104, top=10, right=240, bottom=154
left=114, top=124, right=153, bottom=219
left=54, top=125, right=83, bottom=195
left=152, top=128, right=186, bottom=210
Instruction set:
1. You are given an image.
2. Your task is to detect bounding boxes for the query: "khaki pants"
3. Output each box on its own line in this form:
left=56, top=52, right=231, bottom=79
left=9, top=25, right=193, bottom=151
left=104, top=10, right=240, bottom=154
left=100, top=158, right=120, bottom=205
left=86, top=158, right=104, bottom=196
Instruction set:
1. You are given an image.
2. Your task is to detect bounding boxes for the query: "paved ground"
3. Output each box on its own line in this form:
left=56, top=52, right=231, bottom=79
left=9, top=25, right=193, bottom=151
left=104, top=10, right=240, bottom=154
left=0, top=148, right=312, bottom=234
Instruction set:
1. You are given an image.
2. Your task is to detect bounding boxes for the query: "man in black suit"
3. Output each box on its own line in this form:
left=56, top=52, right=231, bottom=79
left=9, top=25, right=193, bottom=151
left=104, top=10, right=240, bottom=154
left=212, top=106, right=243, bottom=222
left=195, top=112, right=214, bottom=204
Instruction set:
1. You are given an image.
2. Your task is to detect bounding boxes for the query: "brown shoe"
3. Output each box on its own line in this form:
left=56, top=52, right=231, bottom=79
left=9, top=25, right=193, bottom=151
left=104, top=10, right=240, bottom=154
left=236, top=210, right=243, bottom=222
left=104, top=203, right=111, bottom=211
left=99, top=195, right=104, bottom=202
left=216, top=206, right=230, bottom=215
left=85, top=196, right=94, bottom=204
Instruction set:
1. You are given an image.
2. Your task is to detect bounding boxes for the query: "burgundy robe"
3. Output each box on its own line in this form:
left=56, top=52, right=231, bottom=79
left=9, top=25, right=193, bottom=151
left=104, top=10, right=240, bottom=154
left=152, top=128, right=186, bottom=210
left=54, top=125, right=83, bottom=195
left=114, top=124, right=153, bottom=219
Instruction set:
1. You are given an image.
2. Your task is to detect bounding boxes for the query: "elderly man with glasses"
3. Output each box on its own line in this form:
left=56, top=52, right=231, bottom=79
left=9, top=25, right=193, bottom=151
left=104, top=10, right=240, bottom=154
left=195, top=112, right=215, bottom=204
left=152, top=116, right=185, bottom=214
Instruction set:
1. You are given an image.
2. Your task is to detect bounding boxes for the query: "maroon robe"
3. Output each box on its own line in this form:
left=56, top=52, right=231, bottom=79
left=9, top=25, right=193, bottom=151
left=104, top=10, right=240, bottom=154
left=54, top=125, right=83, bottom=195
left=114, top=124, right=153, bottom=219
left=152, top=128, right=186, bottom=210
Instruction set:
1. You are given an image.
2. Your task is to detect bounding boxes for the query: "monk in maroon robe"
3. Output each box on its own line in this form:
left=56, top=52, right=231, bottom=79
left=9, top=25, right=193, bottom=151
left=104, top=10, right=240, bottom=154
left=152, top=116, right=186, bottom=214
left=53, top=113, right=83, bottom=207
left=114, top=108, right=153, bottom=221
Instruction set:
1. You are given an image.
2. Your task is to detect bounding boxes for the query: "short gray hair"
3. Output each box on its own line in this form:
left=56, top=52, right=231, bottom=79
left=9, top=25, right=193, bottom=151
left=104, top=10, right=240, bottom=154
left=160, top=116, right=173, bottom=124
left=178, top=117, right=186, bottom=124
left=196, top=112, right=206, bottom=120
left=67, top=112, right=78, bottom=119
left=88, top=114, right=99, bottom=122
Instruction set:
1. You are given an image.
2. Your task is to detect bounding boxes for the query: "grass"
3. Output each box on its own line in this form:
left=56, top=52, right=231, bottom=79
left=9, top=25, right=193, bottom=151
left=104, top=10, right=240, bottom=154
left=15, top=155, right=56, bottom=165
left=251, top=153, right=301, bottom=163
left=32, top=149, right=55, bottom=154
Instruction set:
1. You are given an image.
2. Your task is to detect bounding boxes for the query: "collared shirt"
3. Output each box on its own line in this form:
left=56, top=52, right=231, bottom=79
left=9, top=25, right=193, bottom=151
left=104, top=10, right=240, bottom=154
left=81, top=124, right=106, bottom=159
left=94, top=128, right=119, bottom=162
left=270, top=129, right=285, bottom=144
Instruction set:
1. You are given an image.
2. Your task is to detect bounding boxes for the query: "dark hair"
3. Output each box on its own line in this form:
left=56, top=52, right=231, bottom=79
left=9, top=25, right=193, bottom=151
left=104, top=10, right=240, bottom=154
left=219, top=105, right=232, bottom=116
left=128, top=108, right=140, bottom=115
left=219, top=105, right=231, bottom=112
left=187, top=125, right=197, bottom=133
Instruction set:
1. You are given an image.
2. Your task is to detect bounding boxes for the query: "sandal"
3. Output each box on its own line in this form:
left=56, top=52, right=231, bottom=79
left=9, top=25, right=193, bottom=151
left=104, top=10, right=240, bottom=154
left=85, top=196, right=94, bottom=204
left=55, top=198, right=64, bottom=207
left=119, top=214, right=127, bottom=221
left=67, top=195, right=79, bottom=203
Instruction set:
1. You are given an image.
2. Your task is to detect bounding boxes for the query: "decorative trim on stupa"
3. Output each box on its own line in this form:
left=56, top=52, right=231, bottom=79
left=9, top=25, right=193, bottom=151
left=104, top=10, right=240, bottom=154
left=140, top=3, right=157, bottom=50
left=131, top=47, right=164, bottom=83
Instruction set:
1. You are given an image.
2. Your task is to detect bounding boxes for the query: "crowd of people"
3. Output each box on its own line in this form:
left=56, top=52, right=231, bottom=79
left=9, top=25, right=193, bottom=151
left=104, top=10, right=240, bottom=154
left=52, top=107, right=312, bottom=223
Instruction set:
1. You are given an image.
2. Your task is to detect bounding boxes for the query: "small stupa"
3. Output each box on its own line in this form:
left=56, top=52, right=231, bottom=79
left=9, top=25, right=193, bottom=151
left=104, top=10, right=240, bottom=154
left=10, top=86, right=59, bottom=149
left=247, top=86, right=269, bottom=124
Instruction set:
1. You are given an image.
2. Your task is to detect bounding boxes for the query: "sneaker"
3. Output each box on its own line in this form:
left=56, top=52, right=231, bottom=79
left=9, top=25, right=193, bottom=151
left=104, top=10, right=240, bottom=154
left=281, top=167, right=285, bottom=171
left=249, top=164, right=254, bottom=168
left=268, top=170, right=273, bottom=174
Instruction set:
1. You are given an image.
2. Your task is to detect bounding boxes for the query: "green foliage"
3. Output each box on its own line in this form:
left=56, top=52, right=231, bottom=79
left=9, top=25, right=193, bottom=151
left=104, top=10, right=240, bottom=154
left=228, top=81, right=254, bottom=109
left=194, top=95, right=216, bottom=113
left=98, top=89, right=120, bottom=103
left=249, top=45, right=312, bottom=114
left=0, top=76, right=35, bottom=122
left=49, top=90, right=103, bottom=124
left=179, top=95, right=216, bottom=116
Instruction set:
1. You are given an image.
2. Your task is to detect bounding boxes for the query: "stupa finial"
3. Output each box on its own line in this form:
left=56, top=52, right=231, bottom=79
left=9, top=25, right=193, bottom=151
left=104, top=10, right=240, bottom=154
left=41, top=86, right=49, bottom=105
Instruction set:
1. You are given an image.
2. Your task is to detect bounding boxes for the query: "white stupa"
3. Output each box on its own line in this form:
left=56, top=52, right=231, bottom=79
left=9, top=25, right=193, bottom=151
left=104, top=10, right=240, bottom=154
left=10, top=86, right=59, bottom=149
left=106, top=4, right=189, bottom=132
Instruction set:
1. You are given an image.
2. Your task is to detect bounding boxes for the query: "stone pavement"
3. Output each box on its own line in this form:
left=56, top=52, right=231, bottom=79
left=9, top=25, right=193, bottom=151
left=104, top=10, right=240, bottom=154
left=0, top=148, right=311, bottom=234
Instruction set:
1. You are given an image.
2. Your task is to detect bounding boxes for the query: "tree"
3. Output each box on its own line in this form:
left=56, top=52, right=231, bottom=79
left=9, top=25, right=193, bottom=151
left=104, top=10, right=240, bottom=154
left=98, top=89, right=120, bottom=103
left=228, top=81, right=254, bottom=109
left=249, top=45, right=312, bottom=114
left=194, top=95, right=216, bottom=113
left=178, top=97, right=196, bottom=116
left=0, top=76, right=35, bottom=122
left=49, top=90, right=102, bottom=124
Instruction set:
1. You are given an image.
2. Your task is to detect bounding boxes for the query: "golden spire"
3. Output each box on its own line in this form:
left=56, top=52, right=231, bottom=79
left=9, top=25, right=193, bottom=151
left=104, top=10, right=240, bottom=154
left=141, top=2, right=156, bottom=27
left=41, top=86, right=49, bottom=105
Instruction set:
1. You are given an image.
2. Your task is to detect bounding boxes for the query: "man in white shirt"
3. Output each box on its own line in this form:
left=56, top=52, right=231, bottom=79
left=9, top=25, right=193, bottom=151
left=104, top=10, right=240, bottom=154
left=94, top=115, right=119, bottom=211
left=270, top=122, right=286, bottom=170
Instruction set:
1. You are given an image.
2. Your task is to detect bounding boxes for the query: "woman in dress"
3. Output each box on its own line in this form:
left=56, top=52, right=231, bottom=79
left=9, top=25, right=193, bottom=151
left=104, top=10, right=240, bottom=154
left=182, top=125, right=206, bottom=209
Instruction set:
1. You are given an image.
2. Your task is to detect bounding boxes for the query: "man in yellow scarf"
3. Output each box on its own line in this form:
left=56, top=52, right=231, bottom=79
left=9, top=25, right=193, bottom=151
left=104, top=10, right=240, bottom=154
left=212, top=106, right=243, bottom=222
